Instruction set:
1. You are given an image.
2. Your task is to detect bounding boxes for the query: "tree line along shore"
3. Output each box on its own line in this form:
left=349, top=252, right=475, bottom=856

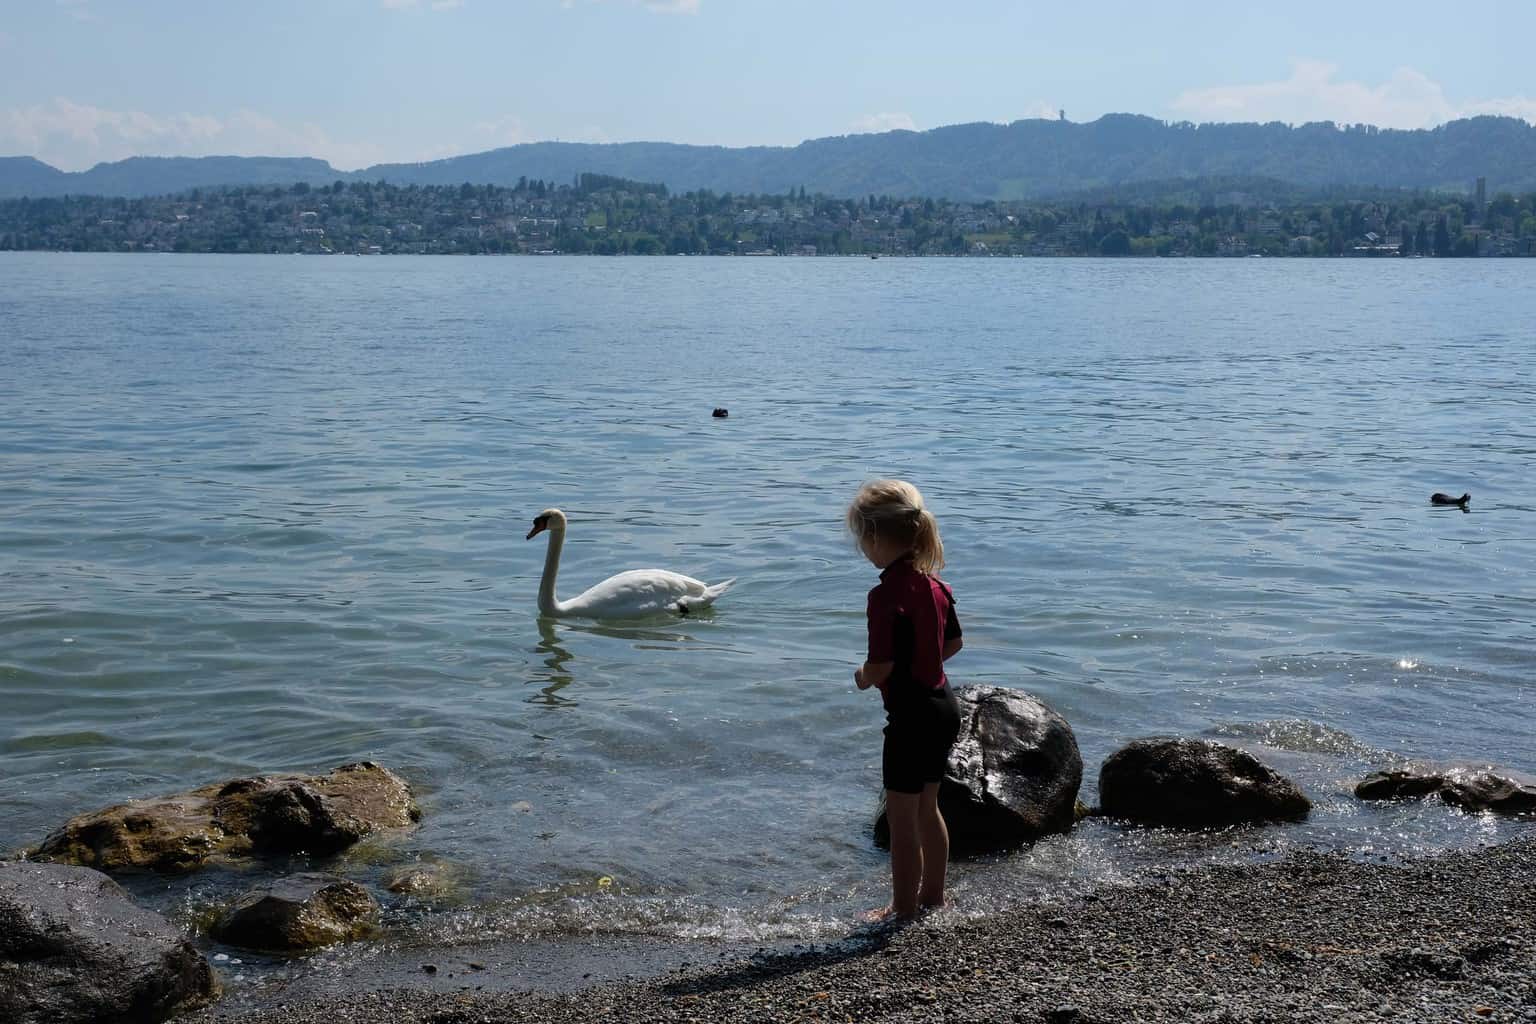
left=3, top=172, right=1534, bottom=258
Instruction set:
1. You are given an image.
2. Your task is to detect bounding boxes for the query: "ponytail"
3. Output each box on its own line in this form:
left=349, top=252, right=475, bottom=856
left=910, top=507, right=945, bottom=575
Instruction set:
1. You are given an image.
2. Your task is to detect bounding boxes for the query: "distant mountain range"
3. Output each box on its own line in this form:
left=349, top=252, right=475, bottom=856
left=4, top=114, right=1533, bottom=202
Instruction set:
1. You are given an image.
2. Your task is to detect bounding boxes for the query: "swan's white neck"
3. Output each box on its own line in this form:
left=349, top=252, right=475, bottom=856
left=537, top=526, right=568, bottom=617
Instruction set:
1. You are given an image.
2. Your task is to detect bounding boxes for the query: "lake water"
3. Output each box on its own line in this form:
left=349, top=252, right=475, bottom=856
left=1, top=253, right=1532, bottom=961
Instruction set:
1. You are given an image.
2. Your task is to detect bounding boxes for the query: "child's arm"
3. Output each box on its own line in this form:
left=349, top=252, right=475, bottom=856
left=856, top=660, right=894, bottom=690
left=940, top=583, right=962, bottom=662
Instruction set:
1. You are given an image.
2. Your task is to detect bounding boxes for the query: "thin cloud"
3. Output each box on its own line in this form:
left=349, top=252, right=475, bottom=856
left=467, top=114, right=527, bottom=148
left=560, top=0, right=700, bottom=14
left=381, top=0, right=464, bottom=10
left=0, top=97, right=551, bottom=172
left=1016, top=101, right=1062, bottom=122
left=1171, top=59, right=1536, bottom=129
left=1, top=98, right=389, bottom=171
left=851, top=112, right=917, bottom=135
left=1459, top=95, right=1536, bottom=122
left=55, top=0, right=97, bottom=22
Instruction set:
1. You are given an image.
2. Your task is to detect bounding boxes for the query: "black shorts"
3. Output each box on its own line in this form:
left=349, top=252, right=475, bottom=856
left=881, top=682, right=961, bottom=794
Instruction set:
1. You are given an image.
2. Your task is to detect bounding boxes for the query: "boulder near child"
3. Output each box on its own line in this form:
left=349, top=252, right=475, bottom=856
left=846, top=479, right=963, bottom=920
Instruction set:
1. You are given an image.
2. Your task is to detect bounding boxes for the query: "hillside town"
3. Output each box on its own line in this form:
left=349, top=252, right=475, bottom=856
left=3, top=173, right=1532, bottom=257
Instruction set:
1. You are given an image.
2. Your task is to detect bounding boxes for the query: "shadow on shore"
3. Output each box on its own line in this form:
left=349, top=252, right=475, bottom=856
left=657, top=920, right=906, bottom=998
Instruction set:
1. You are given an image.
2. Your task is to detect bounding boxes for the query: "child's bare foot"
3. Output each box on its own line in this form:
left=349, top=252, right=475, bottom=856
left=859, top=904, right=922, bottom=924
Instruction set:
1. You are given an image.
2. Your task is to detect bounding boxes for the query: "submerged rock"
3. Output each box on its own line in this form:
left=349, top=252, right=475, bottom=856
left=874, top=684, right=1083, bottom=854
left=29, top=761, right=419, bottom=874
left=0, top=861, right=220, bottom=1024
left=384, top=861, right=465, bottom=900
left=1356, top=765, right=1536, bottom=815
left=1098, top=738, right=1311, bottom=826
left=211, top=873, right=379, bottom=952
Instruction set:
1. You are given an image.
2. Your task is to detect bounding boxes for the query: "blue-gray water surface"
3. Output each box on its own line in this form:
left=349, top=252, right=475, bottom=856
left=1, top=253, right=1532, bottom=968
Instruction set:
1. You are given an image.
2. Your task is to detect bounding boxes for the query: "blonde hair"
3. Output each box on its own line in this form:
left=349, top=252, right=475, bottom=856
left=846, top=479, right=945, bottom=574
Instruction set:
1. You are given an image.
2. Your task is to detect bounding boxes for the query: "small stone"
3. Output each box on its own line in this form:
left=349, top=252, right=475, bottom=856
left=422, top=963, right=438, bottom=974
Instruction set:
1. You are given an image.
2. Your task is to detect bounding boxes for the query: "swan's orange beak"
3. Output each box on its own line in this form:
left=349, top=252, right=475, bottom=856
left=526, top=517, right=548, bottom=540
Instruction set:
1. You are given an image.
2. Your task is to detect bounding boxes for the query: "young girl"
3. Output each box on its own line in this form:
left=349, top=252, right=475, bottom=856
left=846, top=479, right=963, bottom=920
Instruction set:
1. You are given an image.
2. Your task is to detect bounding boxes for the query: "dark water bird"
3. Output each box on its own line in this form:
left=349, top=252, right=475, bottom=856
left=711, top=407, right=729, bottom=418
left=1430, top=492, right=1471, bottom=507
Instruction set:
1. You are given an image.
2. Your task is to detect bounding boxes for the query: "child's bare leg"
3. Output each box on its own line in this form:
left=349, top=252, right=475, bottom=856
left=916, top=782, right=949, bottom=909
left=884, top=789, right=923, bottom=918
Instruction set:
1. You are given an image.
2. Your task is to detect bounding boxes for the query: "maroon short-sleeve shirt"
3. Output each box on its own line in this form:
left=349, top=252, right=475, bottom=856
left=866, top=554, right=961, bottom=691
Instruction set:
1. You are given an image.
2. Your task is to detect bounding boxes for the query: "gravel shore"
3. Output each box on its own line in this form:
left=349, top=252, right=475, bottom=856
left=188, top=835, right=1536, bottom=1024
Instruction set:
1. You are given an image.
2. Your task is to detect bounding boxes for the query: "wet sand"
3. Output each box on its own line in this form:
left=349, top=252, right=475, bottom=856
left=186, top=834, right=1536, bottom=1023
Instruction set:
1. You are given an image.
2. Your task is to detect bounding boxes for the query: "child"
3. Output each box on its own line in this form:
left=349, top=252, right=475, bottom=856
left=846, top=479, right=963, bottom=920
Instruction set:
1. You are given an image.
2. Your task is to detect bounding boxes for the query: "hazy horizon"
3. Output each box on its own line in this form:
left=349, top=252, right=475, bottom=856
left=13, top=108, right=1536, bottom=179
left=3, top=0, right=1533, bottom=173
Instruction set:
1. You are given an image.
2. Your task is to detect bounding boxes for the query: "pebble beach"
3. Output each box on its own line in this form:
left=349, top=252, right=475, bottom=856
left=188, top=834, right=1536, bottom=1024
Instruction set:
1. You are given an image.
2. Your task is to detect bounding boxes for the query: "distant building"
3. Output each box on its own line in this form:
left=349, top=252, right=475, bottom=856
left=1475, top=177, right=1487, bottom=211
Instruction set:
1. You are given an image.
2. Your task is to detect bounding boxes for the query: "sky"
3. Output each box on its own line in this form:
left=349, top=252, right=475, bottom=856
left=3, top=0, right=1534, bottom=172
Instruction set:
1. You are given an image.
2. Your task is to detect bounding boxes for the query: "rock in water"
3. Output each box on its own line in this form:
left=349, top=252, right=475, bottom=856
left=0, top=861, right=220, bottom=1024
left=1356, top=766, right=1536, bottom=815
left=384, top=861, right=465, bottom=900
left=1098, top=738, right=1311, bottom=826
left=211, top=874, right=379, bottom=952
left=30, top=761, right=419, bottom=874
left=874, top=685, right=1083, bottom=854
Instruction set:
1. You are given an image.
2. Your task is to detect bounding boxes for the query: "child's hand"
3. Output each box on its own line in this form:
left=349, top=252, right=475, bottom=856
left=856, top=661, right=893, bottom=692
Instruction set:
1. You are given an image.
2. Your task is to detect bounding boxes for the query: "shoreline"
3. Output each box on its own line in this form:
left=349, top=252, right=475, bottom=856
left=186, top=833, right=1536, bottom=1024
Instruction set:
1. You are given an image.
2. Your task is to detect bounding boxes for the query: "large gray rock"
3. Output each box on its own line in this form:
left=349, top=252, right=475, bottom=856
left=874, top=685, right=1083, bottom=854
left=1356, top=765, right=1536, bottom=815
left=211, top=873, right=379, bottom=952
left=1098, top=738, right=1311, bottom=826
left=0, top=861, right=219, bottom=1024
left=29, top=761, right=419, bottom=874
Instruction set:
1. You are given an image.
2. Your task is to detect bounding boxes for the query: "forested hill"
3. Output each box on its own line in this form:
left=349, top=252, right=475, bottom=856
left=5, top=114, right=1534, bottom=201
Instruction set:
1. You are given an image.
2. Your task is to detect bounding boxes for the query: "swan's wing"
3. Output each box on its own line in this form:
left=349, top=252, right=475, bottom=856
left=566, top=569, right=709, bottom=617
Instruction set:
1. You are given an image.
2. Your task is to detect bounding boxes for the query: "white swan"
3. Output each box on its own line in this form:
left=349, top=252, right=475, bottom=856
left=526, top=508, right=736, bottom=619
